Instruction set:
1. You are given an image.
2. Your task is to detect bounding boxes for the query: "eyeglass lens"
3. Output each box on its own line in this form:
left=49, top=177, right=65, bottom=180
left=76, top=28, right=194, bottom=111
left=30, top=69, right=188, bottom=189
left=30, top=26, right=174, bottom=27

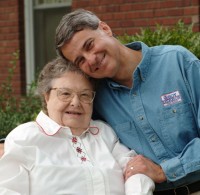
left=56, top=88, right=95, bottom=103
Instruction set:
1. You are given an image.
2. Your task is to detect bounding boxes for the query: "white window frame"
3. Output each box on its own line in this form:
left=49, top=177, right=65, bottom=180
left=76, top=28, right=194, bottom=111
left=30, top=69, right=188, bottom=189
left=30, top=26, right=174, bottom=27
left=24, top=0, right=35, bottom=88
left=24, top=0, right=71, bottom=89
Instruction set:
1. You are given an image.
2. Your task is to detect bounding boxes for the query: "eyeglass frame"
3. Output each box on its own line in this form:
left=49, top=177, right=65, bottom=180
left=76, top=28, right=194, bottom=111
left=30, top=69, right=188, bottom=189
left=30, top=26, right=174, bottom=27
left=49, top=88, right=96, bottom=104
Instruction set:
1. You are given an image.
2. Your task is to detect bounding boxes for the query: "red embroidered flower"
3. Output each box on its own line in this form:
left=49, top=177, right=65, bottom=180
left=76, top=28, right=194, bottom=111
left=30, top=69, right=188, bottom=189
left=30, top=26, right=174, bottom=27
left=76, top=147, right=82, bottom=153
left=72, top=137, right=77, bottom=143
left=81, top=156, right=87, bottom=161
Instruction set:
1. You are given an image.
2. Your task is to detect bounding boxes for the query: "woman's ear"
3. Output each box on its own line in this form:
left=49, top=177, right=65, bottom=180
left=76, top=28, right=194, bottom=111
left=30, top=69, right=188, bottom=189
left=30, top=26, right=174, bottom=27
left=44, top=93, right=49, bottom=103
left=98, top=21, right=113, bottom=36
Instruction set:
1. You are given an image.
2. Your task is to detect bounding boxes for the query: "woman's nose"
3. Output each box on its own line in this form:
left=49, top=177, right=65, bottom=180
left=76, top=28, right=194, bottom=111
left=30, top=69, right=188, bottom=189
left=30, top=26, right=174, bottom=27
left=70, top=94, right=81, bottom=107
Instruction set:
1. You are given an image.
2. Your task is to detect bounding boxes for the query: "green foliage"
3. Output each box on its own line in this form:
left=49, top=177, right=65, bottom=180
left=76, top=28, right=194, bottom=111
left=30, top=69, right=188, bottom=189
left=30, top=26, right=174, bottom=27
left=0, top=51, right=41, bottom=139
left=118, top=21, right=200, bottom=59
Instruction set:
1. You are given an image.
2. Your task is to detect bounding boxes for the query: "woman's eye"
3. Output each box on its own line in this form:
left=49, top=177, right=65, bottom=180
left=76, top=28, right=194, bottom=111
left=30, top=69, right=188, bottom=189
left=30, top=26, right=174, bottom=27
left=60, top=91, right=71, bottom=97
left=63, top=92, right=71, bottom=96
left=81, top=93, right=91, bottom=98
left=81, top=93, right=88, bottom=97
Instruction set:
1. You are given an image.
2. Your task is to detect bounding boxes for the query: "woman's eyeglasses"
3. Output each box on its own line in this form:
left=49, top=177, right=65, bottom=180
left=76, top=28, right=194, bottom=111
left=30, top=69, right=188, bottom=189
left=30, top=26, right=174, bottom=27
left=50, top=88, right=96, bottom=104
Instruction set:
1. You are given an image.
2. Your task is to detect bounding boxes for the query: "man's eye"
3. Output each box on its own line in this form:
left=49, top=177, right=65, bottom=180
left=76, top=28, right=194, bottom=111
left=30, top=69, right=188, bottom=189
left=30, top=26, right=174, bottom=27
left=77, top=58, right=85, bottom=67
left=86, top=40, right=93, bottom=50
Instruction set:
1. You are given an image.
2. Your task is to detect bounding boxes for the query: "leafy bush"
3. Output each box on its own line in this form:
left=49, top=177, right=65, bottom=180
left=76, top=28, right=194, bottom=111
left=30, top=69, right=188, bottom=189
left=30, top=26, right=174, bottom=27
left=0, top=51, right=41, bottom=139
left=118, top=21, right=200, bottom=59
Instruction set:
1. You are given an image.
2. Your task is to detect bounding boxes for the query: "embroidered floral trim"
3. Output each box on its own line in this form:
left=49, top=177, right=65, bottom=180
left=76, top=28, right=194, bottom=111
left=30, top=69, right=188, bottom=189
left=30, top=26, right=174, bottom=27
left=81, top=156, right=87, bottom=162
left=76, top=147, right=82, bottom=153
left=72, top=137, right=77, bottom=144
left=71, top=136, right=89, bottom=163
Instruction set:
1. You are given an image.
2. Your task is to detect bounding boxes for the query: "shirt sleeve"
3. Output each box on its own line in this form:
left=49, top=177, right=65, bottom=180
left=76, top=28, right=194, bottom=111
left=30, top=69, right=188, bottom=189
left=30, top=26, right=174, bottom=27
left=160, top=48, right=200, bottom=181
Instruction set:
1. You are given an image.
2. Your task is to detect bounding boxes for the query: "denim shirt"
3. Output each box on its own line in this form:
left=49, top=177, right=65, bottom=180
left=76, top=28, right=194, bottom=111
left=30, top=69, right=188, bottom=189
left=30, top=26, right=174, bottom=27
left=93, top=42, right=200, bottom=190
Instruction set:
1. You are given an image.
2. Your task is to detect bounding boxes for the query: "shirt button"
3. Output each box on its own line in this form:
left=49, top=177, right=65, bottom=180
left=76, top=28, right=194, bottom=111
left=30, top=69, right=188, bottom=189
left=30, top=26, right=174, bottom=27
left=150, top=136, right=157, bottom=142
left=139, top=116, right=144, bottom=120
left=172, top=109, right=177, bottom=113
left=172, top=173, right=176, bottom=178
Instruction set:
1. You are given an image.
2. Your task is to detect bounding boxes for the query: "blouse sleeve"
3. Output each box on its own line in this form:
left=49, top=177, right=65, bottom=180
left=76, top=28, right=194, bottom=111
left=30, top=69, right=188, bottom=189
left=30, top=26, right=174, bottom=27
left=99, top=120, right=155, bottom=195
left=125, top=174, right=155, bottom=195
left=0, top=147, right=31, bottom=194
left=112, top=139, right=155, bottom=195
left=0, top=126, right=36, bottom=195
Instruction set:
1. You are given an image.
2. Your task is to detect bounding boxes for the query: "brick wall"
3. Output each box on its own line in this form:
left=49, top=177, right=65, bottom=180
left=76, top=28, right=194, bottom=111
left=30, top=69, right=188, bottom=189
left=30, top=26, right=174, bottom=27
left=72, top=0, right=200, bottom=35
left=0, top=0, right=25, bottom=96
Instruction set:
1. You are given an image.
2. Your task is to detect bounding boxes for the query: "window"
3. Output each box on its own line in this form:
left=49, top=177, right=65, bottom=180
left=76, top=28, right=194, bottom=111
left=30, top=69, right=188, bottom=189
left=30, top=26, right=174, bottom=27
left=24, top=0, right=71, bottom=86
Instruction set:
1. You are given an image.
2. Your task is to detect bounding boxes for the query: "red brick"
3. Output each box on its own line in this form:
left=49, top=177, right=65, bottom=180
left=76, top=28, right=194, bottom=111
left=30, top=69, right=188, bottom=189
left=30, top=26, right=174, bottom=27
left=161, top=0, right=184, bottom=8
left=192, top=0, right=200, bottom=5
left=184, top=7, right=199, bottom=15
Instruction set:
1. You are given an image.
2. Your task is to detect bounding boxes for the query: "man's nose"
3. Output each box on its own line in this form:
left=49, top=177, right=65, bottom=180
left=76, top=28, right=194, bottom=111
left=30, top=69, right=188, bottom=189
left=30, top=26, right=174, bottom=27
left=84, top=53, right=97, bottom=71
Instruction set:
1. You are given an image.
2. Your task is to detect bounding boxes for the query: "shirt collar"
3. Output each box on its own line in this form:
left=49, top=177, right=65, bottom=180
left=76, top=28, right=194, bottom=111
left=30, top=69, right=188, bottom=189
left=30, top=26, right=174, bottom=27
left=126, top=41, right=151, bottom=82
left=107, top=41, right=151, bottom=89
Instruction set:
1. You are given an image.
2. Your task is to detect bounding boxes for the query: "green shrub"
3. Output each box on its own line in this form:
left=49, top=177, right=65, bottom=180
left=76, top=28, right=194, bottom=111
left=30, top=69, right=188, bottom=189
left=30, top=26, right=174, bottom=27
left=0, top=51, right=41, bottom=139
left=118, top=21, right=200, bottom=59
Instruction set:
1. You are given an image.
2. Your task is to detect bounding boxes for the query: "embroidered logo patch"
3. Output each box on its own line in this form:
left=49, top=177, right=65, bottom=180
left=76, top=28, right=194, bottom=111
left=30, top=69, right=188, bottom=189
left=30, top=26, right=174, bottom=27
left=161, top=91, right=182, bottom=106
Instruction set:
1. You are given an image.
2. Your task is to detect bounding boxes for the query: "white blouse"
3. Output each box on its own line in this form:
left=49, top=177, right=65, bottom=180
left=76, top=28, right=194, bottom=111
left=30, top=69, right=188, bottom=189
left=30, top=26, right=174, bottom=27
left=0, top=111, right=154, bottom=195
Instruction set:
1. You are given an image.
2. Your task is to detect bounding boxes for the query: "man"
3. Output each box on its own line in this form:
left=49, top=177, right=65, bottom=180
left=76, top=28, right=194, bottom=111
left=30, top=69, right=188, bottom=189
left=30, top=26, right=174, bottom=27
left=55, top=9, right=200, bottom=194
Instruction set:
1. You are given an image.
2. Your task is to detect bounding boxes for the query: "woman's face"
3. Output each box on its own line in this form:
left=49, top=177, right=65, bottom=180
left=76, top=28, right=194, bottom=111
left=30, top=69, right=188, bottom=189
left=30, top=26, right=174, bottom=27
left=45, top=71, right=94, bottom=135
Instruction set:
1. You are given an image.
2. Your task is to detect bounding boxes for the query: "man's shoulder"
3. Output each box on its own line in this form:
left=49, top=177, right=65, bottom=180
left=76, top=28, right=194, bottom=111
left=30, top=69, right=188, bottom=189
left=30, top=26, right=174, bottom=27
left=151, top=44, right=188, bottom=56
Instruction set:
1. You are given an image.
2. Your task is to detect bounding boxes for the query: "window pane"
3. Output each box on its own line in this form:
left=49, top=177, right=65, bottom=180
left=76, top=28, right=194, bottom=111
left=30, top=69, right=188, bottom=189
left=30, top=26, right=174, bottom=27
left=34, top=6, right=71, bottom=76
left=34, top=0, right=70, bottom=6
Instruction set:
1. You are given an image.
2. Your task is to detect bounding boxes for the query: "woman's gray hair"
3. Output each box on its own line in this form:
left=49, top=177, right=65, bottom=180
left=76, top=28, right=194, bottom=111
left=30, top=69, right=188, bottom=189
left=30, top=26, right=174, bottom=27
left=37, top=57, right=95, bottom=113
left=55, top=9, right=100, bottom=58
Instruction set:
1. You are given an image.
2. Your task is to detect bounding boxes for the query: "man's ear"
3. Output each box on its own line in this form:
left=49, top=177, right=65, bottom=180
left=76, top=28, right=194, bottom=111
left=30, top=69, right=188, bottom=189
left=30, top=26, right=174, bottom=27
left=98, top=21, right=113, bottom=36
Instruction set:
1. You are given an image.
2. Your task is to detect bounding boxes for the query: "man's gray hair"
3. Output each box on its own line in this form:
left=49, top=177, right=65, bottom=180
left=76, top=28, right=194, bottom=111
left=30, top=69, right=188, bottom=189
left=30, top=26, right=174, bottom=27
left=55, top=9, right=100, bottom=58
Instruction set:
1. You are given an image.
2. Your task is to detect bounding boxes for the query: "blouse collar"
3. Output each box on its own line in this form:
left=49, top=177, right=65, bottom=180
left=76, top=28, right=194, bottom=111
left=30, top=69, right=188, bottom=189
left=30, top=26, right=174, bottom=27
left=35, top=111, right=99, bottom=136
left=36, top=111, right=66, bottom=136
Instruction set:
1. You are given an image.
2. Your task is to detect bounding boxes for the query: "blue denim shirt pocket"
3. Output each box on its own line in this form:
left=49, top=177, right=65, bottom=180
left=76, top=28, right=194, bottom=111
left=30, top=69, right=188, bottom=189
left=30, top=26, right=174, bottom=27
left=113, top=121, right=143, bottom=153
left=159, top=102, right=198, bottom=154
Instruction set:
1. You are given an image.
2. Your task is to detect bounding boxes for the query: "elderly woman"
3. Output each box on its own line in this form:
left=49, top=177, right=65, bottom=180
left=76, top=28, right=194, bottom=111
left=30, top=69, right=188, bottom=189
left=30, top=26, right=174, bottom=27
left=0, top=57, right=154, bottom=195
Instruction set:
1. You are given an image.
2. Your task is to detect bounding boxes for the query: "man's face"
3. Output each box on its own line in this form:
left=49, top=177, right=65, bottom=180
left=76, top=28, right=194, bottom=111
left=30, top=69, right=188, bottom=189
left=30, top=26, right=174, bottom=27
left=61, top=22, right=121, bottom=79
